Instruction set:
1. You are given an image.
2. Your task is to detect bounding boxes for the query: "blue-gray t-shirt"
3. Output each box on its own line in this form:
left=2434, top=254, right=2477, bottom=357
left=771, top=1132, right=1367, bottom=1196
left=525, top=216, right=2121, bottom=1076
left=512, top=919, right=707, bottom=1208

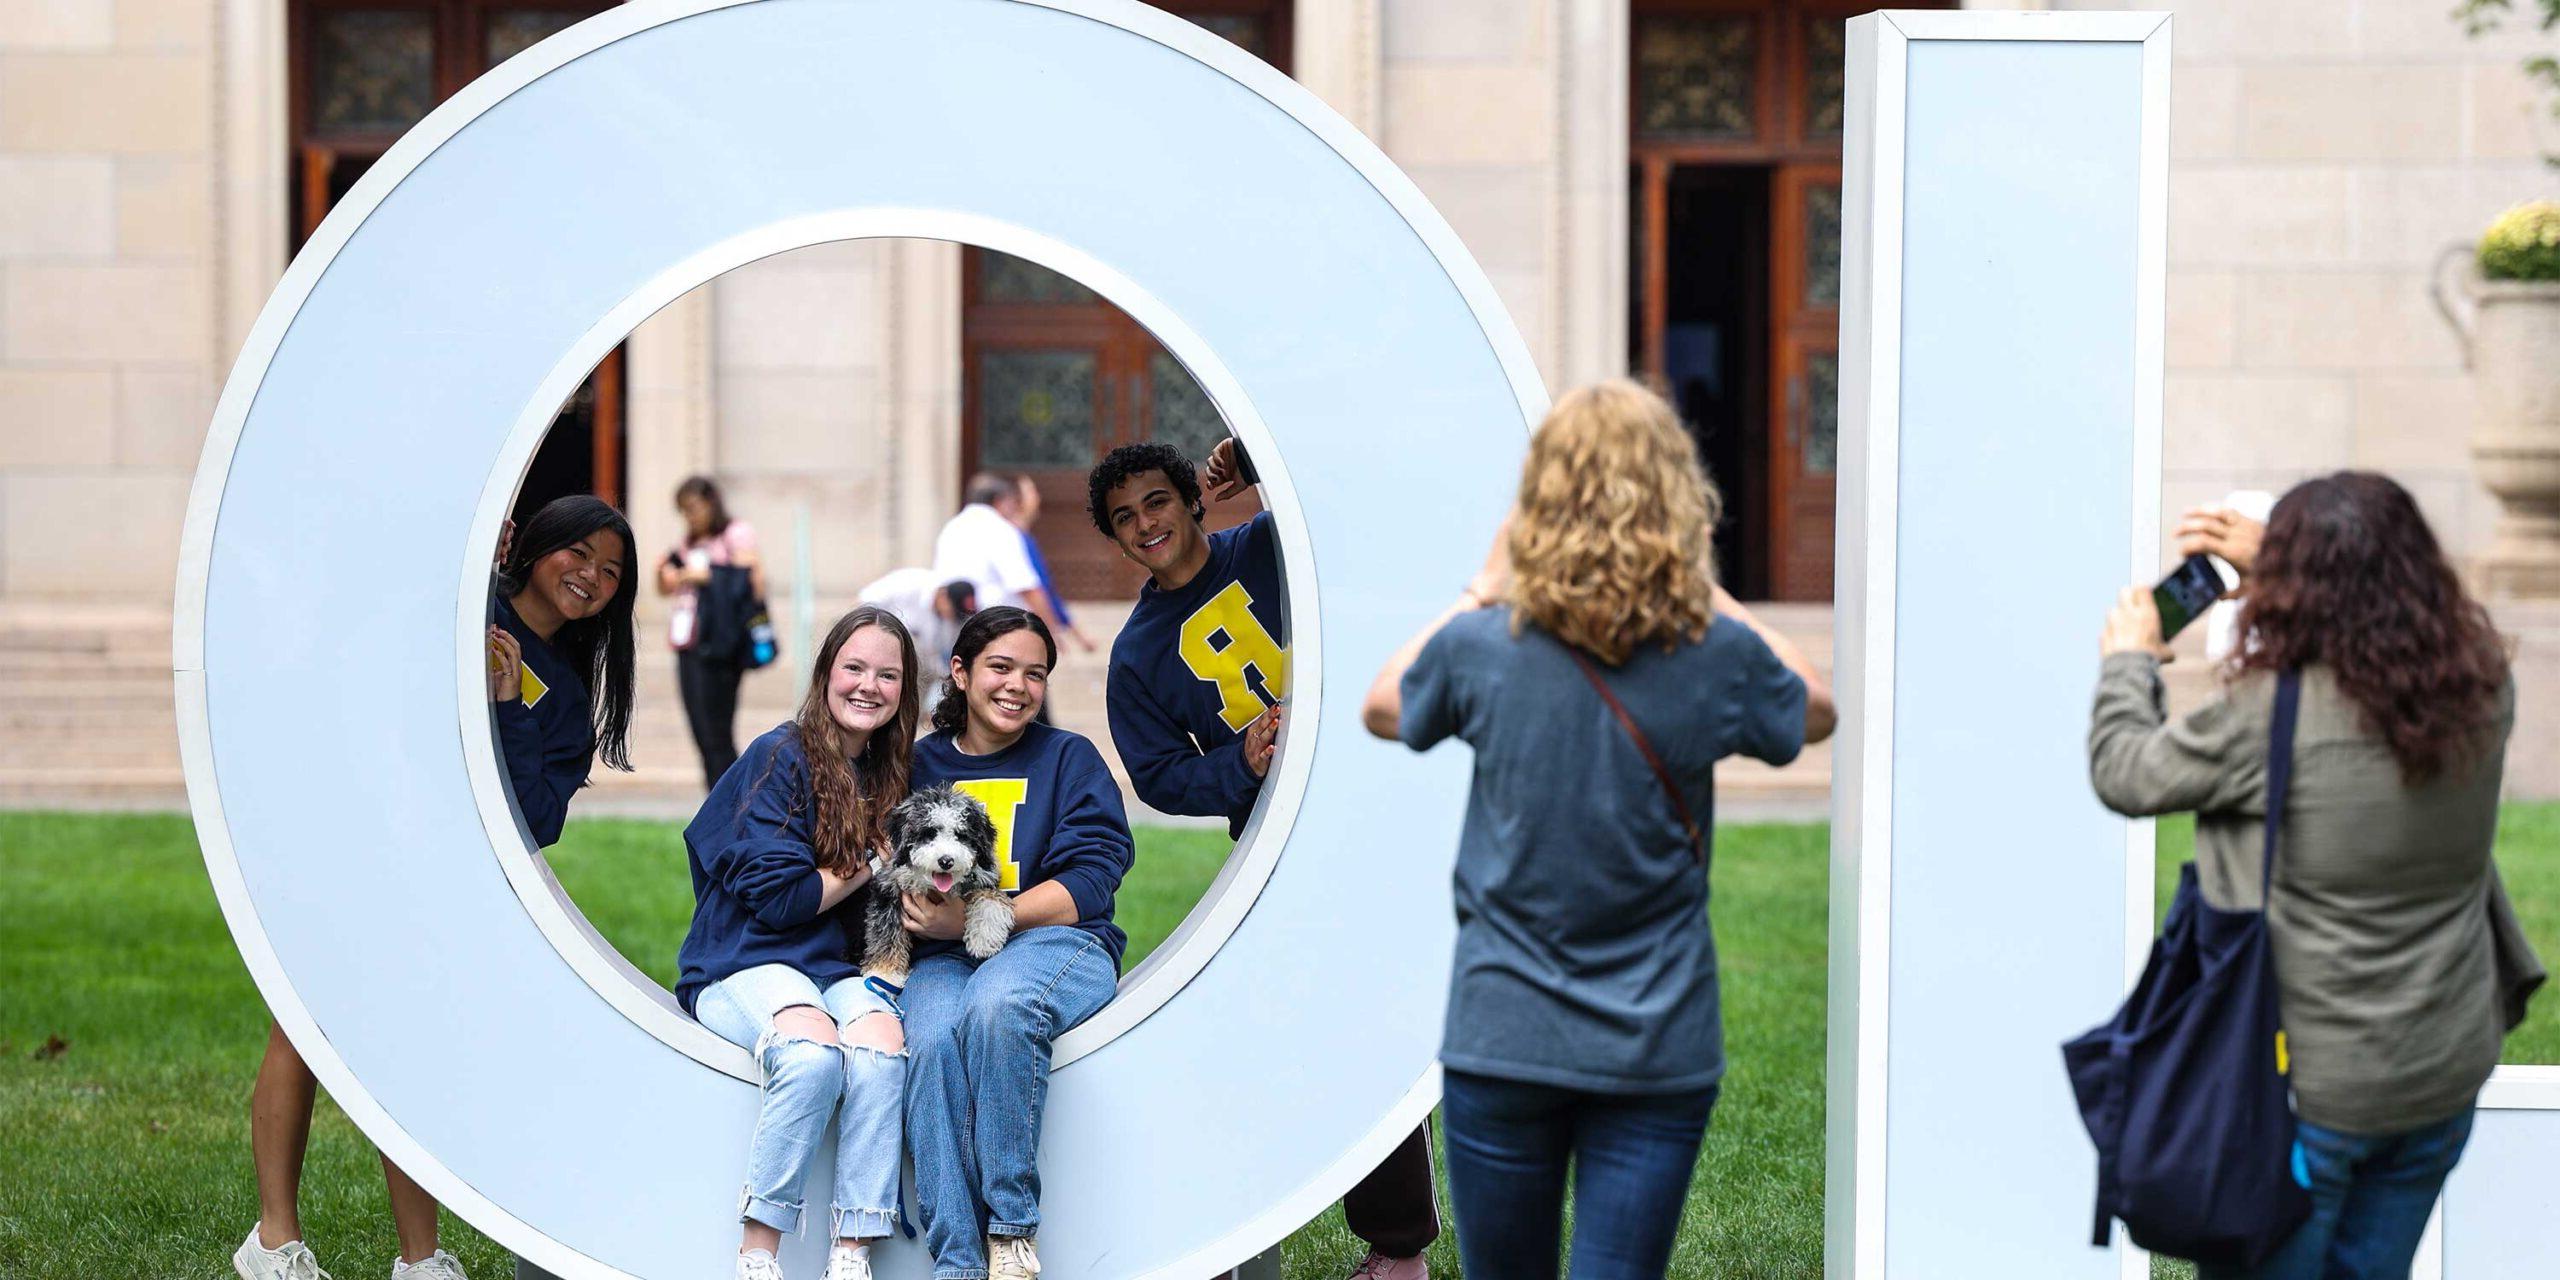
left=1399, top=606, right=1806, bottom=1094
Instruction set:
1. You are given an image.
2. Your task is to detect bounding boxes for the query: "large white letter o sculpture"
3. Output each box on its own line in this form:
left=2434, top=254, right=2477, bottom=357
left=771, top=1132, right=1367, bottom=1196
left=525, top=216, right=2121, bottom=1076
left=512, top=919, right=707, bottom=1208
left=176, top=2, right=1541, bottom=1275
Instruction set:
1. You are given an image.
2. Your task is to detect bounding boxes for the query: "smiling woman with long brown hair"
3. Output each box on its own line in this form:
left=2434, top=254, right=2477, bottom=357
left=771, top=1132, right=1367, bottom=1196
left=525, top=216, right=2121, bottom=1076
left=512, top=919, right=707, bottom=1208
left=1361, top=379, right=1836, bottom=1280
left=2092, top=472, right=2543, bottom=1279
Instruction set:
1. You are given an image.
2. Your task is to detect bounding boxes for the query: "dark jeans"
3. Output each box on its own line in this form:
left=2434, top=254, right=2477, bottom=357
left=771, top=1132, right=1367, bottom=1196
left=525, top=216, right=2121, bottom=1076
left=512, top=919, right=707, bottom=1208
left=1344, top=1122, right=1441, bottom=1258
left=676, top=649, right=742, bottom=789
left=1440, top=1069, right=1717, bottom=1280
left=2196, top=1109, right=2473, bottom=1280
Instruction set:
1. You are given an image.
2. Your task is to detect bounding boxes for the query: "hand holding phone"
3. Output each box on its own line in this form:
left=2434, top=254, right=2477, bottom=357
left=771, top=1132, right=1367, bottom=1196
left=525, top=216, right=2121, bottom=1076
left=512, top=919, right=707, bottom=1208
left=2151, top=554, right=2226, bottom=642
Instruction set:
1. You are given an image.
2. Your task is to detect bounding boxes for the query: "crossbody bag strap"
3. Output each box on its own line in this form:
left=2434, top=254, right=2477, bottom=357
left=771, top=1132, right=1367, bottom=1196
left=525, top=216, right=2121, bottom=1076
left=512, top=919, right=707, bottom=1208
left=2261, top=670, right=2302, bottom=902
left=1565, top=646, right=1707, bottom=865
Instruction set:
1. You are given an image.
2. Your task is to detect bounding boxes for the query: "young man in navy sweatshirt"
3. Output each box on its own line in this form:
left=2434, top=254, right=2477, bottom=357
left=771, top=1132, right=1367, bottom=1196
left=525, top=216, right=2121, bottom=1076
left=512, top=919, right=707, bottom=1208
left=1090, top=440, right=1441, bottom=1280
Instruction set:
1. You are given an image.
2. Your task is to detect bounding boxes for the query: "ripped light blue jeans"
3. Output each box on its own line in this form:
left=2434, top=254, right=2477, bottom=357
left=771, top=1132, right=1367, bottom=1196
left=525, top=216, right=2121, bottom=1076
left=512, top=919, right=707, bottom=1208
left=695, top=964, right=908, bottom=1239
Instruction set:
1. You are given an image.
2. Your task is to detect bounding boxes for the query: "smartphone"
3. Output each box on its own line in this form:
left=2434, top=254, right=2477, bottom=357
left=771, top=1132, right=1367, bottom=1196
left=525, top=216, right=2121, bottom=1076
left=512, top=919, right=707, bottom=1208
left=2152, top=554, right=2226, bottom=642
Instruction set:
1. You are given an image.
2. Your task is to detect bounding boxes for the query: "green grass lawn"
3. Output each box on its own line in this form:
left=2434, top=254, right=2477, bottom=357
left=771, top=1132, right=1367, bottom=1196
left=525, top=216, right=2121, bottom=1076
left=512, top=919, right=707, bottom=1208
left=2, top=808, right=2552, bottom=1278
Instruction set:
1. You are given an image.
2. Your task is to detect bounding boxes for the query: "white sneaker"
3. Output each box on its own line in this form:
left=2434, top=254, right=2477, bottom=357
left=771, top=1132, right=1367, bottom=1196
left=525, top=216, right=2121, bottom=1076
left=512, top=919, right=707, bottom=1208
left=988, top=1236, right=1042, bottom=1280
left=389, top=1251, right=468, bottom=1280
left=235, top=1227, right=333, bottom=1280
left=735, top=1250, right=786, bottom=1280
left=822, top=1245, right=874, bottom=1280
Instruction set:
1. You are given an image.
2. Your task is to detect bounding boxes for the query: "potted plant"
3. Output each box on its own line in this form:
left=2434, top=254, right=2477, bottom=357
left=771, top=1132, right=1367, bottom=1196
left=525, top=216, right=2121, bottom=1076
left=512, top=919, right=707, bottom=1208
left=2437, top=200, right=2560, bottom=596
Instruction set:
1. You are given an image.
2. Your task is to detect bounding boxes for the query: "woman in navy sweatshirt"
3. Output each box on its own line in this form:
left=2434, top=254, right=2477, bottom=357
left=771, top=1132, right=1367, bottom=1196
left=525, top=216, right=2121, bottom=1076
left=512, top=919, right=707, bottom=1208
left=678, top=606, right=921, bottom=1280
left=902, top=607, right=1134, bottom=1280
left=237, top=496, right=638, bottom=1280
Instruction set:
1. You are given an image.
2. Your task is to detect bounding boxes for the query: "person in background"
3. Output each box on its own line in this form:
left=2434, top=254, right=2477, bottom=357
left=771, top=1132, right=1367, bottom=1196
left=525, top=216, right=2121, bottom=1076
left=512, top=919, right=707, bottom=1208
left=658, top=475, right=763, bottom=789
left=236, top=496, right=639, bottom=1280
left=1007, top=474, right=1098, bottom=654
left=933, top=473, right=1074, bottom=649
left=1090, top=438, right=1441, bottom=1280
left=858, top=568, right=977, bottom=720
left=1361, top=380, right=1835, bottom=1280
left=677, top=606, right=920, bottom=1280
left=2092, top=475, right=2541, bottom=1280
left=903, top=607, right=1135, bottom=1280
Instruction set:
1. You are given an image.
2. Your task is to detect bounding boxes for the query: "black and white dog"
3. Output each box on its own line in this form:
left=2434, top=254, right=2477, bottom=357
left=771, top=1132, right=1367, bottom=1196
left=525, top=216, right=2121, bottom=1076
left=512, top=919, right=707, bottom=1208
left=864, top=786, right=1013, bottom=980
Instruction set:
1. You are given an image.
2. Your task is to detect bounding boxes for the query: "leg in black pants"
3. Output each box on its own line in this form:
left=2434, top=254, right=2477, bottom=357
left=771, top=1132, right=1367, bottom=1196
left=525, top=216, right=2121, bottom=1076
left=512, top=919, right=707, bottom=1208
left=1439, top=1069, right=1716, bottom=1280
left=1344, top=1121, right=1442, bottom=1265
left=675, top=650, right=743, bottom=789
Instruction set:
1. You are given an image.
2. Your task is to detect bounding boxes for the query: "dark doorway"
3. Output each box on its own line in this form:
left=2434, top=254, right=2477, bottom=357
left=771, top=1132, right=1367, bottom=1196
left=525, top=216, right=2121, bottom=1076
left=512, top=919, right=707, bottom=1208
left=1662, top=165, right=1770, bottom=601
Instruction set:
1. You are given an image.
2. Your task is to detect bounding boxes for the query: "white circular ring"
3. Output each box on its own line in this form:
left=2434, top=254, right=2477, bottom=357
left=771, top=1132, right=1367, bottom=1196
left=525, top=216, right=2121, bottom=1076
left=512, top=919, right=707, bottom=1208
left=178, top=1, right=1543, bottom=1275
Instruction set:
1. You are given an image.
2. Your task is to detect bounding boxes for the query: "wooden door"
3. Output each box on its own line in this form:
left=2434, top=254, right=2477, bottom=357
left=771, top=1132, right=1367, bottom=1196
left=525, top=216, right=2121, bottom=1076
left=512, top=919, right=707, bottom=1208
left=959, top=1, right=1287, bottom=600
left=1770, top=162, right=1840, bottom=601
left=290, top=0, right=625, bottom=514
left=1630, top=0, right=1933, bottom=599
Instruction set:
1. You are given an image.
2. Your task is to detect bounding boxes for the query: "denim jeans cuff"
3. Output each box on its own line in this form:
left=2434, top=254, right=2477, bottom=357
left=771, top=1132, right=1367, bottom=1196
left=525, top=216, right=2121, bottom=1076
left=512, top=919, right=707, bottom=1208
left=738, top=1187, right=802, bottom=1234
left=932, top=1269, right=989, bottom=1280
left=831, top=1206, right=898, bottom=1240
left=987, top=1222, right=1036, bottom=1240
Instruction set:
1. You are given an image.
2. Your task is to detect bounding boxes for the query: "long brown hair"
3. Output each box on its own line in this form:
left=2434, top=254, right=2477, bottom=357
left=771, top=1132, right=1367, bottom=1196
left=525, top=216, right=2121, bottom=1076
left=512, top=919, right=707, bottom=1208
left=1505, top=379, right=1720, bottom=665
left=785, top=606, right=921, bottom=876
left=2231, top=472, right=2508, bottom=781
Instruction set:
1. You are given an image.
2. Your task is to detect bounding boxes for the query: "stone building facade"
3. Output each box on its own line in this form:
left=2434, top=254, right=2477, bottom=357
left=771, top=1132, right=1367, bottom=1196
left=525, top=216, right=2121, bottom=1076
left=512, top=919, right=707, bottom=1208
left=2, top=0, right=2554, bottom=803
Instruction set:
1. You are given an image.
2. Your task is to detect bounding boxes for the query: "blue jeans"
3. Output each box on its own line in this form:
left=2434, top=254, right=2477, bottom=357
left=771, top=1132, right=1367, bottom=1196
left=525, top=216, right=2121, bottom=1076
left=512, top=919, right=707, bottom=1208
left=1439, top=1069, right=1718, bottom=1280
left=902, top=927, right=1118, bottom=1280
left=695, top=964, right=908, bottom=1239
left=2197, top=1110, right=2474, bottom=1280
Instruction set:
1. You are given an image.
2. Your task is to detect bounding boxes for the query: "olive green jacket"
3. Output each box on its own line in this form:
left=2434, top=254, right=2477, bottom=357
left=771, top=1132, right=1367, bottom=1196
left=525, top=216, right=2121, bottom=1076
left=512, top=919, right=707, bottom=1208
left=2088, top=653, right=2539, bottom=1134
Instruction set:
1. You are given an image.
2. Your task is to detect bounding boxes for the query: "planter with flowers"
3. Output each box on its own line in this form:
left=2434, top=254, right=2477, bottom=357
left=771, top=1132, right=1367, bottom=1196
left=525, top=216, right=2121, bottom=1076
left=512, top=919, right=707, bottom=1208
left=2436, top=200, right=2560, bottom=596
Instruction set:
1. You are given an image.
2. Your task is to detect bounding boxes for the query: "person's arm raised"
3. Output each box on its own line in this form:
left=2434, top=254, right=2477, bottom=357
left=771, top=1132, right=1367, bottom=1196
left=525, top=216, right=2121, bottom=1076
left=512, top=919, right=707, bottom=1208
left=1710, top=584, right=1838, bottom=745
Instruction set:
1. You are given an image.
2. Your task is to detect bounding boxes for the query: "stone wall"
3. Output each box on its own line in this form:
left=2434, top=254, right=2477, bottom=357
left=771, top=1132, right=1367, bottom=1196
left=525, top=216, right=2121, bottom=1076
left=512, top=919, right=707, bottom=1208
left=2054, top=0, right=2556, bottom=565
left=0, top=0, right=220, bottom=603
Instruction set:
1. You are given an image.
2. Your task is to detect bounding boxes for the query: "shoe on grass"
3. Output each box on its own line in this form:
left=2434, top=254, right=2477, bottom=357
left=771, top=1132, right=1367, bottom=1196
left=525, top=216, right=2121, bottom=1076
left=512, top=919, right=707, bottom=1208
left=1348, top=1252, right=1427, bottom=1280
left=735, top=1249, right=785, bottom=1280
left=822, top=1244, right=874, bottom=1280
left=234, top=1227, right=333, bottom=1280
left=988, top=1235, right=1042, bottom=1280
left=389, top=1251, right=468, bottom=1280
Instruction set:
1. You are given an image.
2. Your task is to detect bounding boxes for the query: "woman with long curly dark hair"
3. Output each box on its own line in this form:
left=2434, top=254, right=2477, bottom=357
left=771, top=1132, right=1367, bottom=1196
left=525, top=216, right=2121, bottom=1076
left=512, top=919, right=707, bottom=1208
left=676, top=606, right=921, bottom=1280
left=2091, top=471, right=2542, bottom=1280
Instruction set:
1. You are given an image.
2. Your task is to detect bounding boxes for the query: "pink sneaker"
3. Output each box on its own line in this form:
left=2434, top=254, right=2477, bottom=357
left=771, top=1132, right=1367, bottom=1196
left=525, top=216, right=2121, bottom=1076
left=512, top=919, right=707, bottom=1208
left=1348, top=1253, right=1426, bottom=1280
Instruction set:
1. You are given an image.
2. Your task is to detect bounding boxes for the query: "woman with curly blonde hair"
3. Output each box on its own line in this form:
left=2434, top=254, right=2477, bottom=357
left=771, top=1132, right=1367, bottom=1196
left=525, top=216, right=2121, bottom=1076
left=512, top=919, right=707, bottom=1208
left=1362, top=379, right=1835, bottom=1280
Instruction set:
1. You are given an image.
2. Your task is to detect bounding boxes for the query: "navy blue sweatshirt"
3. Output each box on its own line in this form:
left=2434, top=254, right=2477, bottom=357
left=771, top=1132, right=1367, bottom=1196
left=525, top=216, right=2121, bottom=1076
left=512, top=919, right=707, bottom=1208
left=675, top=724, right=867, bottom=1013
left=911, top=722, right=1134, bottom=969
left=492, top=592, right=593, bottom=848
left=1104, top=511, right=1289, bottom=836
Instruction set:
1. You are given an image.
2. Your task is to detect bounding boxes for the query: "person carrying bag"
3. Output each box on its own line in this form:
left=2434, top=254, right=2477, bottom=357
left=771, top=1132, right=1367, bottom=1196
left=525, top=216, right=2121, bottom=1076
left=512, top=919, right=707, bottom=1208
left=2079, top=474, right=2539, bottom=1280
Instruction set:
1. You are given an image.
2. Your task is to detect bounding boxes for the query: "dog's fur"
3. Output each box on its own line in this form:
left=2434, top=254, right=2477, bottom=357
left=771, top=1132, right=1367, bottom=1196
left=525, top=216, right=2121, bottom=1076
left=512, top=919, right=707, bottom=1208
left=863, top=786, right=1013, bottom=980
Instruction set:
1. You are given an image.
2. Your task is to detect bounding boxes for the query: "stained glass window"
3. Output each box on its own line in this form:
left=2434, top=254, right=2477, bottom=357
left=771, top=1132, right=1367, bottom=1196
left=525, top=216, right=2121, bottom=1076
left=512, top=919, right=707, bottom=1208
left=487, top=9, right=589, bottom=66
left=979, top=352, right=1098, bottom=469
left=1186, top=13, right=1269, bottom=61
left=1149, top=352, right=1230, bottom=464
left=1634, top=15, right=1756, bottom=141
left=1804, top=17, right=1847, bottom=140
left=311, top=9, right=436, bottom=135
left=1805, top=183, right=1841, bottom=309
left=979, top=254, right=1101, bottom=306
left=1804, top=353, right=1838, bottom=475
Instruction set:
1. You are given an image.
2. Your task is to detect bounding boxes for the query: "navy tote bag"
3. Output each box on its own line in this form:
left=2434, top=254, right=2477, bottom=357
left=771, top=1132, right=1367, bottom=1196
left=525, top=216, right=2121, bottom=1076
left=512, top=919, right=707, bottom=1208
left=2065, top=670, right=2311, bottom=1267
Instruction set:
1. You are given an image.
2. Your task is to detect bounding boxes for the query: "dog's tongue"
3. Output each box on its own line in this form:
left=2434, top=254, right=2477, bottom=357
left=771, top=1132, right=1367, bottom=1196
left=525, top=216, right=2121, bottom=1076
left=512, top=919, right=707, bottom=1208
left=932, top=873, right=955, bottom=894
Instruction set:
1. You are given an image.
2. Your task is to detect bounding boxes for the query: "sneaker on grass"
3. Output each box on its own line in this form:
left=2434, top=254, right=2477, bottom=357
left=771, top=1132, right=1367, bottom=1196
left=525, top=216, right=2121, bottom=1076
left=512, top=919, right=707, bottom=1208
left=234, top=1227, right=332, bottom=1280
left=1348, top=1251, right=1427, bottom=1280
left=389, top=1250, right=468, bottom=1280
left=988, top=1235, right=1042, bottom=1280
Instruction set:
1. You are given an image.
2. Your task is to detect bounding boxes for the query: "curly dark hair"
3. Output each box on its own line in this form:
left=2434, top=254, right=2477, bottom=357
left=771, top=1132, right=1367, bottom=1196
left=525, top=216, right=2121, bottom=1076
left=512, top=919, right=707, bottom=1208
left=1085, top=441, right=1205, bottom=539
left=930, top=606, right=1058, bottom=738
left=2232, top=471, right=2508, bottom=782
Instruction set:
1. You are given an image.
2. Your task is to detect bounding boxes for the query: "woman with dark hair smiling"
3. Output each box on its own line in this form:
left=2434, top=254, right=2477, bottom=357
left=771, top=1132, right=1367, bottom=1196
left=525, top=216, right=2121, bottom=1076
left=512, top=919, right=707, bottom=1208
left=2092, top=473, right=2543, bottom=1279
left=234, top=495, right=638, bottom=1280
left=901, top=606, right=1134, bottom=1280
